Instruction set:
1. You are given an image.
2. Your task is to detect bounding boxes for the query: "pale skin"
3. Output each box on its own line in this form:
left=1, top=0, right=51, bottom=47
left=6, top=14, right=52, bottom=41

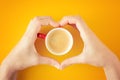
left=0, top=16, right=120, bottom=80
left=60, top=16, right=120, bottom=80
left=0, top=16, right=60, bottom=80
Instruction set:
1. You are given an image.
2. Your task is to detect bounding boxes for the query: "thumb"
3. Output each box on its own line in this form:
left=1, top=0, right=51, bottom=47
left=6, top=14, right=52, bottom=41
left=61, top=53, right=85, bottom=69
left=38, top=56, right=60, bottom=69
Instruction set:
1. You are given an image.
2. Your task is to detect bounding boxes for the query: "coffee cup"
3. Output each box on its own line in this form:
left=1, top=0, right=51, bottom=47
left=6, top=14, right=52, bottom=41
left=37, top=28, right=73, bottom=56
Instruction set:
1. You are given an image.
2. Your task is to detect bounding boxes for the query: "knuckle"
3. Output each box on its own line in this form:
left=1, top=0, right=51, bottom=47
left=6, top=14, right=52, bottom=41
left=64, top=16, right=81, bottom=20
left=62, top=16, right=68, bottom=20
left=33, top=16, right=40, bottom=21
left=74, top=16, right=82, bottom=21
left=47, top=16, right=52, bottom=19
left=41, top=16, right=52, bottom=20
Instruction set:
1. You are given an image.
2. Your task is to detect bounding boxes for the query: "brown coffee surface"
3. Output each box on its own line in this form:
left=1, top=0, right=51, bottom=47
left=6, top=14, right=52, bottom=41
left=47, top=29, right=70, bottom=53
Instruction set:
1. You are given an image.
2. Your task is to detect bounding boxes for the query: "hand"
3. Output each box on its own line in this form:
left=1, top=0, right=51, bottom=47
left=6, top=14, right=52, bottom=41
left=60, top=16, right=119, bottom=69
left=0, top=16, right=60, bottom=80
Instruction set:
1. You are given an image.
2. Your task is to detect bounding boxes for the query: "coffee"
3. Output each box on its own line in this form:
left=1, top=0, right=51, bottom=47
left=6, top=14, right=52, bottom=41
left=45, top=28, right=73, bottom=56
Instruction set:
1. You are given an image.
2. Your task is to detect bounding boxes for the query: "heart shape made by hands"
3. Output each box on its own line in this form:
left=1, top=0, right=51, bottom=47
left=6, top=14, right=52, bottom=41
left=33, top=16, right=109, bottom=70
left=33, top=16, right=86, bottom=70
left=1, top=16, right=118, bottom=80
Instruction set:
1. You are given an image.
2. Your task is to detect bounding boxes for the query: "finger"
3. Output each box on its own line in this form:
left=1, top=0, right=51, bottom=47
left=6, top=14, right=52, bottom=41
left=38, top=56, right=60, bottom=69
left=61, top=53, right=85, bottom=69
left=35, top=16, right=59, bottom=27
left=59, top=16, right=90, bottom=43
left=69, top=24, right=76, bottom=27
left=61, top=56, right=80, bottom=69
left=24, top=16, right=59, bottom=43
left=43, top=17, right=60, bottom=27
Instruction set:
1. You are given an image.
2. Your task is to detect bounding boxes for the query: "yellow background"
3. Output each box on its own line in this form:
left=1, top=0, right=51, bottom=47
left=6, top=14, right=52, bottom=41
left=0, top=0, right=120, bottom=80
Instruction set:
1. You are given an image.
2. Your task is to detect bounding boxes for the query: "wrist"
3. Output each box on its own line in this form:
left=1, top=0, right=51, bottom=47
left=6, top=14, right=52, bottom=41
left=104, top=59, right=119, bottom=69
left=0, top=63, right=16, bottom=80
left=102, top=49, right=119, bottom=67
left=103, top=54, right=120, bottom=80
left=103, top=53, right=120, bottom=69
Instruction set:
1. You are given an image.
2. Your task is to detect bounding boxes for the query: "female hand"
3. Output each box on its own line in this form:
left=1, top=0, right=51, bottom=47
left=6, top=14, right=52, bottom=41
left=60, top=16, right=120, bottom=80
left=0, top=16, right=60, bottom=80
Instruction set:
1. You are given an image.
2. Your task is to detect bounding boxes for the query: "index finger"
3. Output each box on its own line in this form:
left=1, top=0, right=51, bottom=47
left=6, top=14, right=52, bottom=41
left=59, top=16, right=90, bottom=43
left=24, top=16, right=59, bottom=44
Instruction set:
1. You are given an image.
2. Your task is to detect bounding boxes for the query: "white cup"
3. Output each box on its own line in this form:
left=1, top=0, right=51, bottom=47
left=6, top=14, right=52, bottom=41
left=45, top=28, right=73, bottom=56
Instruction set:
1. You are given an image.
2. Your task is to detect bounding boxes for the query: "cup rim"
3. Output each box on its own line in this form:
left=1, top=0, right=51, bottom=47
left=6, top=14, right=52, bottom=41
left=45, top=28, right=73, bottom=56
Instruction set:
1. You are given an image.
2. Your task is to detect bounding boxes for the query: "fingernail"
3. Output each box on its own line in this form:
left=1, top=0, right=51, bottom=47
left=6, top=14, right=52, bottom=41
left=59, top=66, right=63, bottom=70
left=54, top=64, right=59, bottom=69
left=55, top=64, right=63, bottom=70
